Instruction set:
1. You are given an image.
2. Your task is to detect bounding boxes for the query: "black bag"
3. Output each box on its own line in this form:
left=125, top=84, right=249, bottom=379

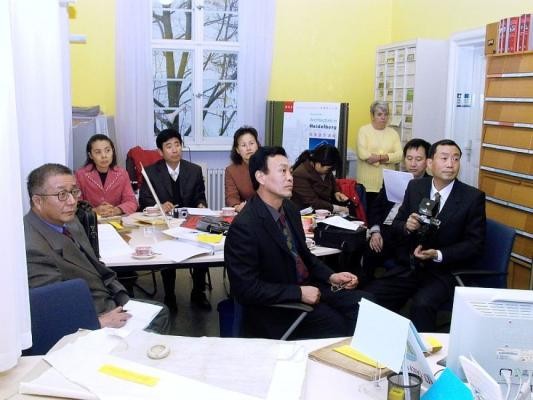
left=196, top=216, right=231, bottom=235
left=313, top=222, right=366, bottom=253
left=76, top=200, right=100, bottom=258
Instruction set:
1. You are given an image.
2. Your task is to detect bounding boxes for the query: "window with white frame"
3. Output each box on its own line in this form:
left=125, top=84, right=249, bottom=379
left=152, top=0, right=238, bottom=146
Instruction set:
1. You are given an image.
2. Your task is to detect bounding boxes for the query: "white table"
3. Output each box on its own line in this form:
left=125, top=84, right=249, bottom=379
left=101, top=214, right=341, bottom=270
left=0, top=333, right=449, bottom=400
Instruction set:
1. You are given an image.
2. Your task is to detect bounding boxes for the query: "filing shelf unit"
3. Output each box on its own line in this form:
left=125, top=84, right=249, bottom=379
left=374, top=39, right=448, bottom=146
left=479, top=49, right=533, bottom=289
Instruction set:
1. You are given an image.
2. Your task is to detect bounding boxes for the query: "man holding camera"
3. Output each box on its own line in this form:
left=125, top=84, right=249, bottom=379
left=364, top=139, right=486, bottom=331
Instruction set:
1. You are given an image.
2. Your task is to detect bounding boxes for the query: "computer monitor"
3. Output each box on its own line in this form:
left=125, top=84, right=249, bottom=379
left=447, top=287, right=533, bottom=384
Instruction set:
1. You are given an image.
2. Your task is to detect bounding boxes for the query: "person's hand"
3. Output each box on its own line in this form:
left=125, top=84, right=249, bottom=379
left=329, top=272, right=358, bottom=289
left=158, top=201, right=173, bottom=214
left=234, top=201, right=246, bottom=212
left=300, top=286, right=321, bottom=304
left=405, top=212, right=422, bottom=233
left=413, top=245, right=438, bottom=261
left=366, top=153, right=381, bottom=164
left=334, top=192, right=349, bottom=202
left=332, top=204, right=349, bottom=215
left=369, top=232, right=383, bottom=253
left=98, top=306, right=131, bottom=328
left=378, top=154, right=389, bottom=164
left=95, top=203, right=121, bottom=217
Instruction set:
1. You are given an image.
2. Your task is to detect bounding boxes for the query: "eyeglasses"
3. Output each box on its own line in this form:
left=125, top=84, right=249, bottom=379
left=35, top=188, right=82, bottom=202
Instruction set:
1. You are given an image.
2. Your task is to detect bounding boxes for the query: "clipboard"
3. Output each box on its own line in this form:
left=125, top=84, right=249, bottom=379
left=308, top=338, right=391, bottom=380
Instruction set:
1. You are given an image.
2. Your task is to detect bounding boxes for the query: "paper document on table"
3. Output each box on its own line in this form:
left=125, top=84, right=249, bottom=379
left=185, top=207, right=220, bottom=216
left=318, top=216, right=363, bottom=231
left=151, top=239, right=211, bottom=261
left=163, top=226, right=226, bottom=252
left=97, top=223, right=133, bottom=258
left=118, top=299, right=162, bottom=333
left=352, top=298, right=410, bottom=373
left=383, top=169, right=414, bottom=204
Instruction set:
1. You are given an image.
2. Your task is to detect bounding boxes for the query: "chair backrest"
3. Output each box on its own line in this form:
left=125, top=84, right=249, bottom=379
left=125, top=146, right=162, bottom=188
left=25, top=279, right=100, bottom=355
left=473, top=218, right=516, bottom=288
left=335, top=178, right=368, bottom=224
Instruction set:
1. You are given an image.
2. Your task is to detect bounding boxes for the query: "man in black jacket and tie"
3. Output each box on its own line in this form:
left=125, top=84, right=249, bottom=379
left=139, top=129, right=210, bottom=311
left=364, top=139, right=486, bottom=331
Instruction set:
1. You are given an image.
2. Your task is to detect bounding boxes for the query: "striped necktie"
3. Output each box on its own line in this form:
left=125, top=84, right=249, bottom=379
left=279, top=213, right=309, bottom=284
left=433, top=192, right=441, bottom=216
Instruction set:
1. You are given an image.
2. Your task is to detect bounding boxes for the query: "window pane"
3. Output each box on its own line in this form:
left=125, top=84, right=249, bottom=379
left=202, top=51, right=237, bottom=137
left=153, top=49, right=193, bottom=135
left=154, top=106, right=192, bottom=137
left=203, top=0, right=238, bottom=42
left=203, top=109, right=238, bottom=137
left=152, top=1, right=192, bottom=40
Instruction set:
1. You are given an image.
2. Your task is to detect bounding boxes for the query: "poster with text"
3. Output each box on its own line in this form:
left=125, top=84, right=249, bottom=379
left=282, top=102, right=341, bottom=164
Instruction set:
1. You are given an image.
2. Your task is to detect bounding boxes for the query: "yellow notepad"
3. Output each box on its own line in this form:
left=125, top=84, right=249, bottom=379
left=197, top=233, right=223, bottom=244
left=98, top=364, right=159, bottom=386
left=333, top=345, right=385, bottom=368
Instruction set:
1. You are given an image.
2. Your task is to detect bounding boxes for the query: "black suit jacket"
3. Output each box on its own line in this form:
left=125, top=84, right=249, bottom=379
left=391, top=177, right=486, bottom=276
left=224, top=195, right=334, bottom=335
left=138, top=159, right=207, bottom=209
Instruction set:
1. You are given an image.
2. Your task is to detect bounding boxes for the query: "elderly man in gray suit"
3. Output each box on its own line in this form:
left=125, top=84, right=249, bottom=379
left=24, top=163, right=169, bottom=332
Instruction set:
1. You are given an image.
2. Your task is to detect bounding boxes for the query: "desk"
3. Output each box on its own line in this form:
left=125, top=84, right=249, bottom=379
left=1, top=333, right=448, bottom=400
left=101, top=214, right=341, bottom=271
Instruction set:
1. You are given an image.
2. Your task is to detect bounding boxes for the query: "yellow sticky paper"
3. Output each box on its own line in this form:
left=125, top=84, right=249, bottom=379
left=333, top=345, right=384, bottom=368
left=424, top=335, right=443, bottom=353
left=98, top=364, right=159, bottom=387
left=388, top=386, right=405, bottom=400
left=108, top=221, right=124, bottom=230
left=197, top=233, right=223, bottom=244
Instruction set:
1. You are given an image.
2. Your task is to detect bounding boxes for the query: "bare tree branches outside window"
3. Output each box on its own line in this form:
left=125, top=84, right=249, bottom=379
left=152, top=0, right=238, bottom=142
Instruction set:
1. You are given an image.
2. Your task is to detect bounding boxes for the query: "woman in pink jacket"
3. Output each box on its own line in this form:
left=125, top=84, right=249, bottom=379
left=75, top=134, right=138, bottom=217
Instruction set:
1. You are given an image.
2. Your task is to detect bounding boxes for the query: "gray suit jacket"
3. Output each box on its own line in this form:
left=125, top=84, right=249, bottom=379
left=24, top=210, right=129, bottom=314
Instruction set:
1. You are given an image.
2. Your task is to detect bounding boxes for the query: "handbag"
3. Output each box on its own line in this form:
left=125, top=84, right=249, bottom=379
left=76, top=200, right=100, bottom=258
left=313, top=221, right=366, bottom=253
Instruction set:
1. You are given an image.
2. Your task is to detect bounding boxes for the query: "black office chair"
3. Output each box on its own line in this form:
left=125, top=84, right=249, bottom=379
left=218, top=297, right=313, bottom=340
left=451, top=218, right=516, bottom=288
left=24, top=279, right=100, bottom=355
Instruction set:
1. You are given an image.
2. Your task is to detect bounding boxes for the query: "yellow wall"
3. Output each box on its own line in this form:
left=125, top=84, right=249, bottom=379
left=69, top=0, right=532, bottom=148
left=69, top=0, right=115, bottom=115
left=269, top=0, right=392, bottom=150
left=390, top=0, right=532, bottom=42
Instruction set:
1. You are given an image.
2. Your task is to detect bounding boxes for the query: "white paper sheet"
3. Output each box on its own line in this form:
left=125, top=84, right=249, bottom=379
left=162, top=226, right=225, bottom=252
left=351, top=298, right=410, bottom=373
left=383, top=169, right=414, bottom=204
left=151, top=239, right=211, bottom=262
left=116, top=300, right=162, bottom=334
left=97, top=224, right=134, bottom=258
left=185, top=207, right=220, bottom=216
left=318, top=216, right=364, bottom=231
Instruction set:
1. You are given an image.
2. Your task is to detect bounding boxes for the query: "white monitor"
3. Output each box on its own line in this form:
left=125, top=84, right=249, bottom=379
left=447, top=287, right=533, bottom=384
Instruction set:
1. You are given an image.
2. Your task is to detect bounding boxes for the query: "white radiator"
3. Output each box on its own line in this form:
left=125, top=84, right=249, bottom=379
left=206, top=168, right=225, bottom=210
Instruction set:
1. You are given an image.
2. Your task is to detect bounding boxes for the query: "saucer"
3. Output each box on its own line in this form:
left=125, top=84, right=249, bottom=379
left=131, top=253, right=156, bottom=260
left=143, top=211, right=162, bottom=217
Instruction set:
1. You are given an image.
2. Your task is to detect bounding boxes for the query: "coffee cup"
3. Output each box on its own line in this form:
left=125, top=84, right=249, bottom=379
left=301, top=215, right=315, bottom=233
left=315, top=209, right=331, bottom=220
left=305, top=237, right=316, bottom=249
left=143, top=206, right=160, bottom=216
left=134, top=245, right=153, bottom=257
left=221, top=206, right=236, bottom=217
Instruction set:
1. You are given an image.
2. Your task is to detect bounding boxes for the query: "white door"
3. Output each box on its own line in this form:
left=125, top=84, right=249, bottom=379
left=444, top=29, right=486, bottom=187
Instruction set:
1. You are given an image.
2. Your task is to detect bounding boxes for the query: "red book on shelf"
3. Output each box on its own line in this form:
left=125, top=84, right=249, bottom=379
left=498, top=18, right=508, bottom=53
left=507, top=16, right=519, bottom=53
left=524, top=14, right=532, bottom=51
left=518, top=14, right=525, bottom=52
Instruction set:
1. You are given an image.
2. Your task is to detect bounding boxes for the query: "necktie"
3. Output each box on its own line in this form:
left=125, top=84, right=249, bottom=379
left=433, top=192, right=441, bottom=216
left=279, top=213, right=309, bottom=284
left=63, top=227, right=74, bottom=241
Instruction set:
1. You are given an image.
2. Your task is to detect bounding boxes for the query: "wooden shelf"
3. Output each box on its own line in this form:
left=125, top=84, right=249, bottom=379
left=480, top=45, right=533, bottom=289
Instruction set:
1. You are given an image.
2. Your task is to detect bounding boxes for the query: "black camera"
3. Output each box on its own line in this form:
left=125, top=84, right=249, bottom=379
left=416, top=197, right=441, bottom=244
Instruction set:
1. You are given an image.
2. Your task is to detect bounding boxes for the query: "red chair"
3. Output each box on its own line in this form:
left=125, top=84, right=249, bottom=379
left=125, top=146, right=162, bottom=190
left=336, top=178, right=367, bottom=224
